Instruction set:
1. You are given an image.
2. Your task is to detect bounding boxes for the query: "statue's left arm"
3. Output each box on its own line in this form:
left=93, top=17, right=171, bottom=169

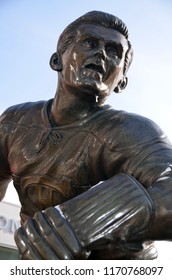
left=102, top=112, right=172, bottom=241
left=132, top=149, right=172, bottom=241
left=0, top=111, right=12, bottom=201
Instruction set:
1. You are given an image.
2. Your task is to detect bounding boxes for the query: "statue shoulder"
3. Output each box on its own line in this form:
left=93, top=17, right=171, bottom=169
left=98, top=108, right=168, bottom=151
left=120, top=111, right=166, bottom=141
left=0, top=100, right=48, bottom=126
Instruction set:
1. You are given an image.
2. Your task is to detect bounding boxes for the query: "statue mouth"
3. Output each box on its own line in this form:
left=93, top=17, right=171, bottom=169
left=84, top=63, right=105, bottom=76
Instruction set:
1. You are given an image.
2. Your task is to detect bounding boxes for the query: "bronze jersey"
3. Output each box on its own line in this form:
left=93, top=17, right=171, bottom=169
left=1, top=100, right=172, bottom=259
left=1, top=99, right=172, bottom=216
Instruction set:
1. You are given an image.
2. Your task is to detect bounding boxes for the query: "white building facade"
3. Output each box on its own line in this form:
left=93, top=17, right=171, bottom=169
left=0, top=201, right=20, bottom=259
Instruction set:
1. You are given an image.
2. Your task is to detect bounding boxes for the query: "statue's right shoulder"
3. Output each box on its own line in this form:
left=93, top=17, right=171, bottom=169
left=0, top=100, right=47, bottom=126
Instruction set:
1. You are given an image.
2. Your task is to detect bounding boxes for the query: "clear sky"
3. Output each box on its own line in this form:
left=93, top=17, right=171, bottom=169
left=1, top=0, right=172, bottom=259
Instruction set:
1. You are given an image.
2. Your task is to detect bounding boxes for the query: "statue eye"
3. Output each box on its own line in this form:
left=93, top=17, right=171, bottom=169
left=106, top=45, right=119, bottom=58
left=82, top=38, right=97, bottom=48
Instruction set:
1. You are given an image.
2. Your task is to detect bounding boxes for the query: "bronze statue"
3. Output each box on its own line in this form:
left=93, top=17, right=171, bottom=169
left=1, top=10, right=172, bottom=260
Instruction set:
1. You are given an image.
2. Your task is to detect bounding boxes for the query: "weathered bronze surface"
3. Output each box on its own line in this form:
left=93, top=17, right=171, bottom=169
left=1, top=11, right=172, bottom=259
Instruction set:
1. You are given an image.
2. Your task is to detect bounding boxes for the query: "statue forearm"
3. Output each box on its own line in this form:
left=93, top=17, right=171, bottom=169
left=56, top=174, right=155, bottom=249
left=57, top=173, right=172, bottom=245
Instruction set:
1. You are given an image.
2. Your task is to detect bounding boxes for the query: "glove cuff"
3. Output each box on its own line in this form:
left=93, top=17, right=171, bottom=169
left=58, top=174, right=155, bottom=248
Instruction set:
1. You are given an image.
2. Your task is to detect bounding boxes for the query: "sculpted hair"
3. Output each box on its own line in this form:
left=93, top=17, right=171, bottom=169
left=57, top=10, right=133, bottom=74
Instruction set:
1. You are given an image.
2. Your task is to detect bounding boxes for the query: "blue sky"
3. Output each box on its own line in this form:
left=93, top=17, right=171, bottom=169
left=1, top=0, right=172, bottom=205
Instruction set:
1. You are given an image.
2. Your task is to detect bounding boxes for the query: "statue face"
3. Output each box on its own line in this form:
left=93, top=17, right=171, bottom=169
left=61, top=23, right=128, bottom=98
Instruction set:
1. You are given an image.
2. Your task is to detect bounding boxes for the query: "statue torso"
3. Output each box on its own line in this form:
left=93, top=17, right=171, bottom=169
left=1, top=99, right=163, bottom=259
left=6, top=100, right=117, bottom=220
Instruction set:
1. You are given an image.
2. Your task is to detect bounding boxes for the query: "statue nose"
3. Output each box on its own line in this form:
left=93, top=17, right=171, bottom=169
left=99, top=49, right=106, bottom=59
left=93, top=47, right=106, bottom=60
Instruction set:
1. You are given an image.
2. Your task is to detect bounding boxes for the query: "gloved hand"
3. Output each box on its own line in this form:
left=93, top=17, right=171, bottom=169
left=15, top=173, right=155, bottom=259
left=14, top=208, right=89, bottom=260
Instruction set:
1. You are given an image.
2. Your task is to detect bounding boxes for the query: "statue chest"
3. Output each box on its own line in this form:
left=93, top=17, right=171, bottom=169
left=10, top=128, right=104, bottom=217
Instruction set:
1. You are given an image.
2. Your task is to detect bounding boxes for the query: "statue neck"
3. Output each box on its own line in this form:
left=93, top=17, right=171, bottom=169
left=50, top=83, right=101, bottom=126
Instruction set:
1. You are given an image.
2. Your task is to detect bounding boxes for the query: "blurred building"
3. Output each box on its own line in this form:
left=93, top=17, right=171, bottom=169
left=0, top=201, right=20, bottom=259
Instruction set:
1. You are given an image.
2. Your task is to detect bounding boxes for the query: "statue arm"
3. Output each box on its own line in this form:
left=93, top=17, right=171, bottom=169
left=128, top=134, right=172, bottom=241
left=43, top=135, right=172, bottom=256
left=134, top=171, right=172, bottom=241
left=0, top=113, right=12, bottom=201
left=0, top=175, right=11, bottom=201
left=102, top=113, right=172, bottom=242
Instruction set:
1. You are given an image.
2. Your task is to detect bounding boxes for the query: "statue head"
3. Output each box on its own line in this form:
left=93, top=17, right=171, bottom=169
left=50, top=11, right=133, bottom=101
left=54, top=11, right=133, bottom=76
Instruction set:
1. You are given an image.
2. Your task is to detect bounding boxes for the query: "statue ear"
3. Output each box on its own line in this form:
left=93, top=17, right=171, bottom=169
left=114, top=76, right=128, bottom=93
left=49, top=51, right=63, bottom=71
